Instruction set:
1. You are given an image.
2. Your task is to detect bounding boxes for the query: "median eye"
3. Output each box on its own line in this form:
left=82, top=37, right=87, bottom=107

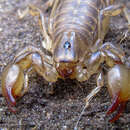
left=64, top=41, right=71, bottom=49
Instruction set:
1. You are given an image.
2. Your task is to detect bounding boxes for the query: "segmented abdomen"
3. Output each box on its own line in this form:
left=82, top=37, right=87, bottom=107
left=53, top=0, right=109, bottom=46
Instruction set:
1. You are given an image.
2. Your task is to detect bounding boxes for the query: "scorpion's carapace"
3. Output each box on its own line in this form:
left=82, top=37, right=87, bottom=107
left=1, top=0, right=130, bottom=124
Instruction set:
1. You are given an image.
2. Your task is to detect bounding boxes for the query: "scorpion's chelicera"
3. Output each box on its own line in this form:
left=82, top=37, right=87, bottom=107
left=1, top=0, right=130, bottom=122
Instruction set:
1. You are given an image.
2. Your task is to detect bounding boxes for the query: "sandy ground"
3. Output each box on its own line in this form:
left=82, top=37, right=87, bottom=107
left=0, top=0, right=130, bottom=129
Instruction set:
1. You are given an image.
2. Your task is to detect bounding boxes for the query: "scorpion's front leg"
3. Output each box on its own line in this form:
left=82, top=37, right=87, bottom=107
left=1, top=46, right=58, bottom=112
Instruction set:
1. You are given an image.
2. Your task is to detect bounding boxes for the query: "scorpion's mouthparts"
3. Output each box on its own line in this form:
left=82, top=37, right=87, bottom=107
left=57, top=68, right=73, bottom=78
left=56, top=63, right=75, bottom=78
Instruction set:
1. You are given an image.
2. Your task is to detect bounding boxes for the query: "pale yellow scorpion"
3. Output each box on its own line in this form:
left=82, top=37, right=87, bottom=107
left=1, top=0, right=130, bottom=122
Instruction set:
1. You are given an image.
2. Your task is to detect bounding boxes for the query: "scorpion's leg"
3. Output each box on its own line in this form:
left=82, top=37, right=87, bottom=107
left=28, top=5, right=53, bottom=51
left=99, top=3, right=130, bottom=36
left=28, top=0, right=60, bottom=51
left=106, top=64, right=130, bottom=122
left=18, top=4, right=52, bottom=52
left=99, top=42, right=125, bottom=64
left=48, top=0, right=60, bottom=36
left=85, top=71, right=104, bottom=106
left=76, top=41, right=125, bottom=82
left=92, top=3, right=130, bottom=52
left=75, top=71, right=104, bottom=128
left=1, top=46, right=58, bottom=112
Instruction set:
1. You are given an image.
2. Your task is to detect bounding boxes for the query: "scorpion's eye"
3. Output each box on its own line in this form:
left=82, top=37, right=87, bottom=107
left=64, top=41, right=71, bottom=49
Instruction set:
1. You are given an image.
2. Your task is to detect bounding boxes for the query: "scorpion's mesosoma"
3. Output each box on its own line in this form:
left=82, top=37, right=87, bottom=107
left=1, top=0, right=130, bottom=122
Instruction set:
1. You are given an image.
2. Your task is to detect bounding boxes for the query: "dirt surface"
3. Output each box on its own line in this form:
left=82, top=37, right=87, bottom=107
left=0, top=0, right=130, bottom=129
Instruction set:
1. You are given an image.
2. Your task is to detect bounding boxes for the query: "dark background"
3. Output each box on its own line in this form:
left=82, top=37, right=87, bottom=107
left=0, top=0, right=130, bottom=129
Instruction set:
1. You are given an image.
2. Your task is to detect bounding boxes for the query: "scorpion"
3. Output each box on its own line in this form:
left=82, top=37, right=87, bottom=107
left=1, top=0, right=130, bottom=123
